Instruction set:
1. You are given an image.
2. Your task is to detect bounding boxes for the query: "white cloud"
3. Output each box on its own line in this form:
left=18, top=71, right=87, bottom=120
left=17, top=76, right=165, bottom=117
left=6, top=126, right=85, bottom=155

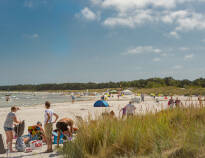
left=152, top=57, right=161, bottom=62
left=24, top=33, right=39, bottom=39
left=179, top=47, right=190, bottom=51
left=86, top=0, right=205, bottom=36
left=169, top=31, right=180, bottom=38
left=24, top=0, right=33, bottom=8
left=81, top=7, right=97, bottom=21
left=173, top=65, right=183, bottom=69
left=123, top=46, right=162, bottom=55
left=184, top=54, right=194, bottom=60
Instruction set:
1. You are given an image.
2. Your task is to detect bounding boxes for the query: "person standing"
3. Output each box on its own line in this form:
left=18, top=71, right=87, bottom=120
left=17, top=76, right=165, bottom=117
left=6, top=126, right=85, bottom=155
left=4, top=106, right=20, bottom=152
left=141, top=93, right=145, bottom=102
left=71, top=95, right=75, bottom=104
left=125, top=101, right=136, bottom=117
left=44, top=101, right=59, bottom=153
left=168, top=97, right=174, bottom=108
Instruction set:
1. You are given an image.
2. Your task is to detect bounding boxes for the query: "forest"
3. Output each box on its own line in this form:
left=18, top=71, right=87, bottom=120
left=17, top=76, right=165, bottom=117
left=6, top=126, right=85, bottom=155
left=1, top=77, right=205, bottom=91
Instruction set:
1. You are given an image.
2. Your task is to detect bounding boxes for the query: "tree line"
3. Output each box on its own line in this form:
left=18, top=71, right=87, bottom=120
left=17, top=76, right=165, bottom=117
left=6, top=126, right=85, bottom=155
left=1, top=77, right=205, bottom=91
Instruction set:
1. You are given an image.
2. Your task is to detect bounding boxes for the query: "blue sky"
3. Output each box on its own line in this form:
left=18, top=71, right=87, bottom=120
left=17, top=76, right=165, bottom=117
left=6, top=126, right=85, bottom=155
left=1, top=0, right=205, bottom=85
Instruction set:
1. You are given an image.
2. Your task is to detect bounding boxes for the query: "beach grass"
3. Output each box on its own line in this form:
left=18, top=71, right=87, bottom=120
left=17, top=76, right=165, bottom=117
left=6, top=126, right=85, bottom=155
left=61, top=105, right=205, bottom=158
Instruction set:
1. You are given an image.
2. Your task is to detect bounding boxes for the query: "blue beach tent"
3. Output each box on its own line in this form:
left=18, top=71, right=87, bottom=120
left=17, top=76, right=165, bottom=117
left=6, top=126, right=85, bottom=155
left=94, top=100, right=109, bottom=107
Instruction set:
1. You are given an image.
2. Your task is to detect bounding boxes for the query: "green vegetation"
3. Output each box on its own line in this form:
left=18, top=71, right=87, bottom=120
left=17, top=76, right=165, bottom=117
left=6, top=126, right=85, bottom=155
left=1, top=77, right=205, bottom=91
left=60, top=105, right=205, bottom=158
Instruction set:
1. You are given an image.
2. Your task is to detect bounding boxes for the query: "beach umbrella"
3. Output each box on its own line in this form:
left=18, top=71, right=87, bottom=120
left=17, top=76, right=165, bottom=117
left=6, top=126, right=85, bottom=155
left=94, top=100, right=109, bottom=107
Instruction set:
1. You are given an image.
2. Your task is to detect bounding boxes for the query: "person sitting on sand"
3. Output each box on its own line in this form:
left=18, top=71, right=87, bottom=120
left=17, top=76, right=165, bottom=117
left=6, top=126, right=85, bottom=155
left=44, top=101, right=59, bottom=153
left=3, top=106, right=21, bottom=152
left=56, top=118, right=75, bottom=147
left=25, top=121, right=46, bottom=144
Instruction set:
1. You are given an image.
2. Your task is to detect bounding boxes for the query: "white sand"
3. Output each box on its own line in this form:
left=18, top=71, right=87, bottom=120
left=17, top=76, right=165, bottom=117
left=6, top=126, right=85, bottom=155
left=0, top=94, right=200, bottom=158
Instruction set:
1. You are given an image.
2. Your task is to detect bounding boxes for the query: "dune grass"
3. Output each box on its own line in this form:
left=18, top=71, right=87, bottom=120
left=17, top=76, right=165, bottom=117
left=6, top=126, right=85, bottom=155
left=61, top=105, right=205, bottom=158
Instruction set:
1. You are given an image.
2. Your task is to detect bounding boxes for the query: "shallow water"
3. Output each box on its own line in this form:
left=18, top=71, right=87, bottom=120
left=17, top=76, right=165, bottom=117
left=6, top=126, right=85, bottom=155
left=0, top=92, right=88, bottom=108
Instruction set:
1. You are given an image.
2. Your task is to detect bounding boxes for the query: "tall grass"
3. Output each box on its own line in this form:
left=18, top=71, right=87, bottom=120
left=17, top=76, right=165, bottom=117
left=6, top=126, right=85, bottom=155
left=61, top=106, right=205, bottom=158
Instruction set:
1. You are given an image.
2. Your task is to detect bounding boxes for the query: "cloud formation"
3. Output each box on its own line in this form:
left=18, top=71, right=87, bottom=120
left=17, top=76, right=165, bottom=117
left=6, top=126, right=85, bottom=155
left=184, top=54, right=194, bottom=60
left=81, top=0, right=205, bottom=37
left=81, top=7, right=98, bottom=21
left=123, top=46, right=162, bottom=55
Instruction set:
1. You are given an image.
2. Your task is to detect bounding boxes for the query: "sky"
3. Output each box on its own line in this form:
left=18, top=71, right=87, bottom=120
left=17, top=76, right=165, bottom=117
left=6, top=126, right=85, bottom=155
left=1, top=0, right=205, bottom=85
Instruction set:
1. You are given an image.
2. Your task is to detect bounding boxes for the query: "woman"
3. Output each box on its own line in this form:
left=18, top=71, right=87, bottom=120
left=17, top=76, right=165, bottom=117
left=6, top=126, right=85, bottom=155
left=44, top=101, right=59, bottom=153
left=4, top=106, right=20, bottom=152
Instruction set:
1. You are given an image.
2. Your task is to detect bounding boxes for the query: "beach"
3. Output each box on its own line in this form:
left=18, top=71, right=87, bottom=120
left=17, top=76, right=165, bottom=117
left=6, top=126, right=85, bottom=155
left=0, top=94, right=200, bottom=158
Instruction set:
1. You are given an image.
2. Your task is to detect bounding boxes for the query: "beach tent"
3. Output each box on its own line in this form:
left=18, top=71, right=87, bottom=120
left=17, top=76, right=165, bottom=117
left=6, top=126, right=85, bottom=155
left=94, top=100, right=109, bottom=107
left=122, top=90, right=133, bottom=95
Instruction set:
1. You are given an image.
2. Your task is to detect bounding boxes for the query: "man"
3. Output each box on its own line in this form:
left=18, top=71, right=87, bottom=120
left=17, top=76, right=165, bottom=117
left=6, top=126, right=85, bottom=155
left=56, top=118, right=74, bottom=147
left=125, top=101, right=136, bottom=116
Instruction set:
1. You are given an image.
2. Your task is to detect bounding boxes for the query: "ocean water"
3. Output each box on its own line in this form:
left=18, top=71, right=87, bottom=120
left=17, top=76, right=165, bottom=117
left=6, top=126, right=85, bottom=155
left=0, top=92, right=88, bottom=108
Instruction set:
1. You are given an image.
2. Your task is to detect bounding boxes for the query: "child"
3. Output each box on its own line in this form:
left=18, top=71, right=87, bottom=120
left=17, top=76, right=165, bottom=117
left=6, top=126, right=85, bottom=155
left=44, top=101, right=59, bottom=153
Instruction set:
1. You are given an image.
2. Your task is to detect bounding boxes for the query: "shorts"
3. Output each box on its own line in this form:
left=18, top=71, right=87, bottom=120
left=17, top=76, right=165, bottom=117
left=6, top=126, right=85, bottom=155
left=56, top=122, right=68, bottom=132
left=4, top=127, right=13, bottom=131
left=44, top=123, right=53, bottom=141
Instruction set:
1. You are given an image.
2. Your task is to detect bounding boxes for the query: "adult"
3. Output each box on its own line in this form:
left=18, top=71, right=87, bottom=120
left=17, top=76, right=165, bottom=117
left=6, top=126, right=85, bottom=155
left=56, top=118, right=74, bottom=147
left=168, top=97, right=175, bottom=108
left=141, top=93, right=145, bottom=102
left=71, top=95, right=75, bottom=104
left=125, top=101, right=136, bottom=116
left=3, top=106, right=20, bottom=152
left=26, top=121, right=46, bottom=143
left=175, top=98, right=181, bottom=107
left=44, top=101, right=59, bottom=153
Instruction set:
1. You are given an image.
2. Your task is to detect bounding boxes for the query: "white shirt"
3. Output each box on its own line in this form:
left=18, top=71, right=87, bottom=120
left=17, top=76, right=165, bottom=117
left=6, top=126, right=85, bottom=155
left=44, top=109, right=54, bottom=124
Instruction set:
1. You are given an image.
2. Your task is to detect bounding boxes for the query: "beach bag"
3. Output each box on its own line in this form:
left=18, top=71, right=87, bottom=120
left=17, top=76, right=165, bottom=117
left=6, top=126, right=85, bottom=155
left=0, top=134, right=6, bottom=154
left=16, top=137, right=26, bottom=152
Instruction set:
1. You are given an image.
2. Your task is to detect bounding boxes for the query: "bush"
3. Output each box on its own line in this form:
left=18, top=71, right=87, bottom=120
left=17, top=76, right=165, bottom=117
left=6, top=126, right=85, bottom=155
left=61, top=106, right=205, bottom=158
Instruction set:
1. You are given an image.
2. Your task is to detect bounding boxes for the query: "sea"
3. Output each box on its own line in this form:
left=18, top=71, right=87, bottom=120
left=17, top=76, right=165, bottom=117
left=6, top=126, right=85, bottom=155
left=0, top=92, right=88, bottom=108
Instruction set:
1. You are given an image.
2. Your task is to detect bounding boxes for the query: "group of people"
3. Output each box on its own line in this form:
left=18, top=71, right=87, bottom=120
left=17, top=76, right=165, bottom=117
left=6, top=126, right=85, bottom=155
left=168, top=97, right=181, bottom=108
left=120, top=101, right=136, bottom=118
left=3, top=101, right=75, bottom=153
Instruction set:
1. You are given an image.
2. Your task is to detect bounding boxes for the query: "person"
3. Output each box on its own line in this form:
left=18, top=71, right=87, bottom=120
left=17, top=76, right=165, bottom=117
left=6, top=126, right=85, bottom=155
left=71, top=95, right=75, bottom=104
left=168, top=97, right=174, bottom=108
left=101, top=95, right=105, bottom=100
left=119, top=106, right=127, bottom=118
left=26, top=121, right=46, bottom=144
left=44, top=101, right=59, bottom=153
left=56, top=118, right=74, bottom=147
left=125, top=101, right=136, bottom=117
left=175, top=98, right=181, bottom=107
left=3, top=106, right=21, bottom=152
left=141, top=93, right=145, bottom=102
left=198, top=96, right=202, bottom=106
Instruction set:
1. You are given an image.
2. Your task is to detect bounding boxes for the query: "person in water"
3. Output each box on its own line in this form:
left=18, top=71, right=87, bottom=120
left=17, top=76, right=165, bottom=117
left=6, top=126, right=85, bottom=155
left=56, top=118, right=75, bottom=147
left=4, top=106, right=21, bottom=152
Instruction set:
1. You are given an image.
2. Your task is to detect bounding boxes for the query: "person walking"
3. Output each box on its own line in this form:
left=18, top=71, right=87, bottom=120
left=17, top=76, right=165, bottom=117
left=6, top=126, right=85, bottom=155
left=44, top=101, right=59, bottom=153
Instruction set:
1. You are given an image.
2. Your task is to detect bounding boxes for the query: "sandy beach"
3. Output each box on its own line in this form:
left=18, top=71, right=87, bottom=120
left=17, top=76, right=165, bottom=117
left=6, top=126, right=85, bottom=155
left=0, top=94, right=200, bottom=158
